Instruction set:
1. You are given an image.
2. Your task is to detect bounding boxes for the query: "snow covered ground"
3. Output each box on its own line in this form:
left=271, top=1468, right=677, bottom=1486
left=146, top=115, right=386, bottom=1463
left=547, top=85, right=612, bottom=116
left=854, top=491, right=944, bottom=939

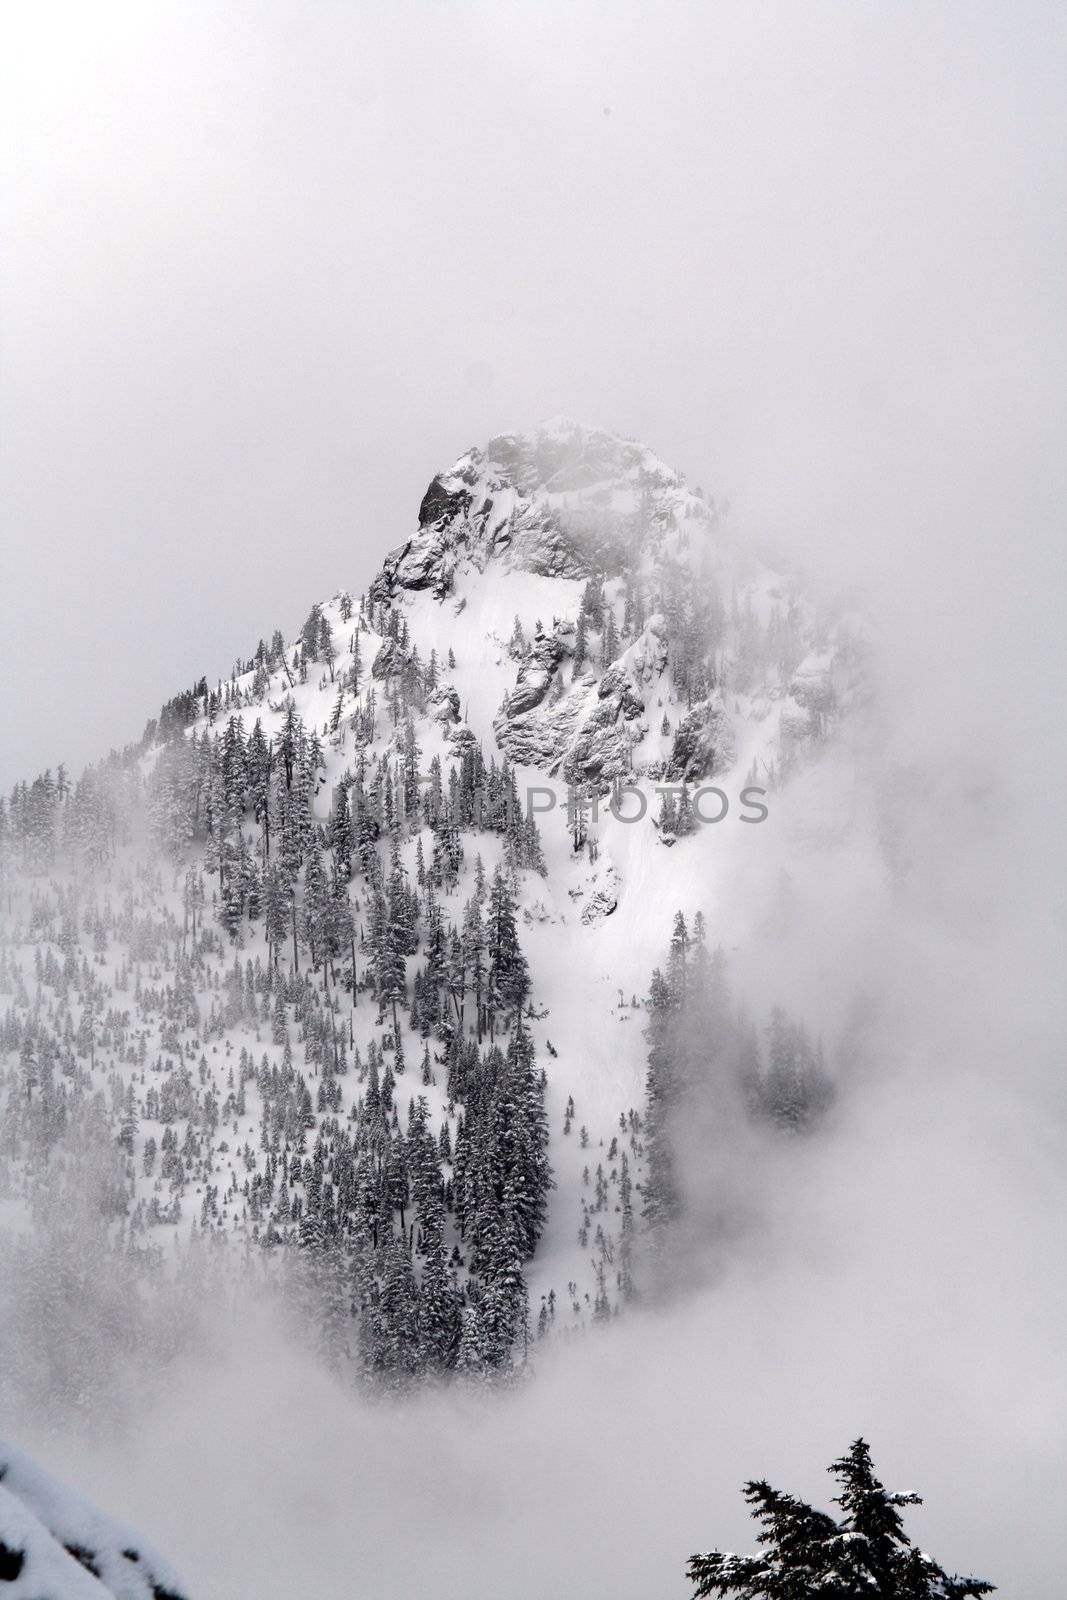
left=0, top=1440, right=187, bottom=1599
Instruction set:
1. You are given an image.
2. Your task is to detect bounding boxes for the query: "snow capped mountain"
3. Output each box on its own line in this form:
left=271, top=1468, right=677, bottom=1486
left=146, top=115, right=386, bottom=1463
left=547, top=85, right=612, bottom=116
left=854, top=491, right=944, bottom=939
left=0, top=420, right=869, bottom=1403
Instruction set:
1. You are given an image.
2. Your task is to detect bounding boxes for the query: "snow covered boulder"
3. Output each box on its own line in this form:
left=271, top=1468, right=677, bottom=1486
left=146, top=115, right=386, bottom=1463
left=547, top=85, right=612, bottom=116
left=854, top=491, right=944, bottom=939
left=0, top=1441, right=188, bottom=1600
left=568, top=856, right=621, bottom=926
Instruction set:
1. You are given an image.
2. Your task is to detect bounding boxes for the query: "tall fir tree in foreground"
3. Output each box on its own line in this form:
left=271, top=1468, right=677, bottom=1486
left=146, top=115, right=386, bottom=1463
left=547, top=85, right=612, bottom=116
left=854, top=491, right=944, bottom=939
left=687, top=1439, right=994, bottom=1599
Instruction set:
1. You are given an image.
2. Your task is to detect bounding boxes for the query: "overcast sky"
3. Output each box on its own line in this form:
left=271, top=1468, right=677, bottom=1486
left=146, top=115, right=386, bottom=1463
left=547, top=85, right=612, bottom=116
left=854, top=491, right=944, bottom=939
left=2, top=0, right=1064, bottom=789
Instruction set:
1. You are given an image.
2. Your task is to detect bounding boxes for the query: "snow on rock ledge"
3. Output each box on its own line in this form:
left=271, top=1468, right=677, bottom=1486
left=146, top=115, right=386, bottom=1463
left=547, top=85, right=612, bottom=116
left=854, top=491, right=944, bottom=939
left=0, top=1440, right=189, bottom=1600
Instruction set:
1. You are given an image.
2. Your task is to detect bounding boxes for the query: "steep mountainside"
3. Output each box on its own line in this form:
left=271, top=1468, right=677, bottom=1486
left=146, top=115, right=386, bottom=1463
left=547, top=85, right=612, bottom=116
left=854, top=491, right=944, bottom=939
left=0, top=420, right=869, bottom=1388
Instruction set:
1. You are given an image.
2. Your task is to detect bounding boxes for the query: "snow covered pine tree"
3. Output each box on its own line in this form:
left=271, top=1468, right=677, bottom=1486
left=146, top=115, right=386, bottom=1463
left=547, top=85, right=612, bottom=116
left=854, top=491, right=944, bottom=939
left=687, top=1438, right=994, bottom=1599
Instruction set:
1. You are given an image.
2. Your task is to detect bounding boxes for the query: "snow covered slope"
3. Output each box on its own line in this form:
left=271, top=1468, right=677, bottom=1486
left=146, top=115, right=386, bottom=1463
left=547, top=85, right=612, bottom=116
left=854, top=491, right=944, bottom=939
left=0, top=419, right=869, bottom=1378
left=0, top=1441, right=187, bottom=1599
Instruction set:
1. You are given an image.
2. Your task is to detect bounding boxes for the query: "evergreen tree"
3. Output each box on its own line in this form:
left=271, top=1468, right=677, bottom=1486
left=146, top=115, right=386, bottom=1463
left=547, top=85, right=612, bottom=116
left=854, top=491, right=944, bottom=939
left=301, top=840, right=331, bottom=971
left=485, top=867, right=528, bottom=1037
left=573, top=609, right=588, bottom=672
left=641, top=966, right=680, bottom=1230
left=687, top=1439, right=995, bottom=1599
left=602, top=604, right=619, bottom=664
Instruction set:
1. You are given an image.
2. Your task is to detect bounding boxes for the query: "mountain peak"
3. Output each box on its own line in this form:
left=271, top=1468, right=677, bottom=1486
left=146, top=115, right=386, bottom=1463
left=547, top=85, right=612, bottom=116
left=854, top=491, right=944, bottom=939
left=373, top=422, right=715, bottom=606
left=482, top=417, right=679, bottom=497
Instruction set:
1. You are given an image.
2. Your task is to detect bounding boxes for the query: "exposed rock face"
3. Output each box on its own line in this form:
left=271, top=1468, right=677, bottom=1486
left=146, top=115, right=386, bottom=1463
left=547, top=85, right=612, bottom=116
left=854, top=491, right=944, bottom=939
left=368, top=418, right=716, bottom=606
left=560, top=674, right=647, bottom=787
left=370, top=636, right=410, bottom=680
left=483, top=419, right=715, bottom=575
left=371, top=459, right=482, bottom=598
left=508, top=512, right=589, bottom=580
left=371, top=524, right=457, bottom=600
left=595, top=663, right=645, bottom=721
left=494, top=689, right=588, bottom=772
left=371, top=444, right=588, bottom=605
left=494, top=616, right=671, bottom=789
left=495, top=667, right=648, bottom=789
left=505, top=627, right=567, bottom=716
left=367, top=419, right=851, bottom=816
left=429, top=685, right=461, bottom=724
left=418, top=470, right=475, bottom=529
left=666, top=695, right=734, bottom=781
